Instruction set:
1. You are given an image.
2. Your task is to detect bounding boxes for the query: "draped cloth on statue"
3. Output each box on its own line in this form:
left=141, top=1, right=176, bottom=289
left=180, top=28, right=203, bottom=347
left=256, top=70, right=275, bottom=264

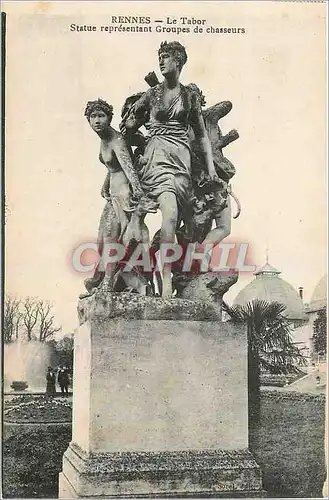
left=110, top=194, right=131, bottom=240
left=99, top=194, right=131, bottom=242
left=138, top=87, right=193, bottom=210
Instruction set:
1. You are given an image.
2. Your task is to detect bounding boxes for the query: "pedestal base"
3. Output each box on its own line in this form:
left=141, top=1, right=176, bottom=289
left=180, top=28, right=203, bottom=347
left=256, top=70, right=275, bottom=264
left=59, top=293, right=264, bottom=498
left=60, top=442, right=263, bottom=498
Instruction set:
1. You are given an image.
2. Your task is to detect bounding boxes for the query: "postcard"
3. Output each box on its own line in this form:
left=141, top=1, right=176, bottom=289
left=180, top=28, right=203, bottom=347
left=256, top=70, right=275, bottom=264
left=2, top=1, right=327, bottom=498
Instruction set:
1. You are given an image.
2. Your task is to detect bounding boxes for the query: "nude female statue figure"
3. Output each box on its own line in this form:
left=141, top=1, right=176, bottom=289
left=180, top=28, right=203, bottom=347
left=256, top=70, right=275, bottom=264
left=82, top=99, right=144, bottom=295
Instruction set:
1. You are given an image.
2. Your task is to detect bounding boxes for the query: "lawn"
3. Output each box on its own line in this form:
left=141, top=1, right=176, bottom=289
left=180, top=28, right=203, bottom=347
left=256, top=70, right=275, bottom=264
left=249, top=390, right=326, bottom=498
left=2, top=390, right=326, bottom=498
left=2, top=425, right=72, bottom=498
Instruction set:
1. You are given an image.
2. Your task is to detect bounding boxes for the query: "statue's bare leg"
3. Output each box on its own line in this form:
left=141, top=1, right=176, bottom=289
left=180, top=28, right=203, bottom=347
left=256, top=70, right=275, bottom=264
left=158, top=192, right=178, bottom=298
left=120, top=219, right=154, bottom=296
left=101, top=203, right=121, bottom=291
left=202, top=197, right=231, bottom=248
left=83, top=201, right=120, bottom=295
left=200, top=199, right=231, bottom=271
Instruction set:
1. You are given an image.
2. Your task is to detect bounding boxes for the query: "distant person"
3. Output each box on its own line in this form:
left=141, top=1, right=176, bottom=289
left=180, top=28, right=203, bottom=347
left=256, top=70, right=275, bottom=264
left=46, top=367, right=56, bottom=396
left=58, top=366, right=69, bottom=396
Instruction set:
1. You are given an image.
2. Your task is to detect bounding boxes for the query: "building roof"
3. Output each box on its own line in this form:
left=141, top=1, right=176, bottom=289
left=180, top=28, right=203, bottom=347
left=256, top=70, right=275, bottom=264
left=254, top=263, right=281, bottom=276
left=308, top=275, right=327, bottom=313
left=233, top=262, right=307, bottom=321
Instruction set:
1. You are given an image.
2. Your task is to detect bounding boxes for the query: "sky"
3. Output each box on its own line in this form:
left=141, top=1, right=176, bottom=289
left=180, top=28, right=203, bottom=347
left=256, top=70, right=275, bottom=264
left=3, top=1, right=327, bottom=334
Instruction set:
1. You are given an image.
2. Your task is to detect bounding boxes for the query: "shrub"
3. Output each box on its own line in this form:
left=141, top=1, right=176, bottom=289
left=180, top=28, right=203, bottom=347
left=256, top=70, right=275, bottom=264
left=2, top=426, right=71, bottom=498
left=4, top=396, right=71, bottom=423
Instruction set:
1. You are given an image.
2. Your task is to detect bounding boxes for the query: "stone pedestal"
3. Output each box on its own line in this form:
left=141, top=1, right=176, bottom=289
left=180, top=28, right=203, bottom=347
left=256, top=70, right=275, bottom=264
left=59, top=292, right=263, bottom=498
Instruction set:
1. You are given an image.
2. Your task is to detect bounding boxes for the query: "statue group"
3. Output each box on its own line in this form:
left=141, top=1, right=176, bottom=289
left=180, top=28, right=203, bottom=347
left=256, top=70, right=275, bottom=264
left=81, top=41, right=240, bottom=301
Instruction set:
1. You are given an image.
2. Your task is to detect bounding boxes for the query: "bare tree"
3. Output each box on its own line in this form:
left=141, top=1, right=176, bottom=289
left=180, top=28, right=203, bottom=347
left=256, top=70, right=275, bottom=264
left=22, top=297, right=39, bottom=341
left=3, top=296, right=22, bottom=343
left=36, top=300, right=61, bottom=342
left=4, top=296, right=62, bottom=343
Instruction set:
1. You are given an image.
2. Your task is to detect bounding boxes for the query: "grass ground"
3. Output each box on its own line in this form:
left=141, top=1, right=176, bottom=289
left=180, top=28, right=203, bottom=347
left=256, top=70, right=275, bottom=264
left=249, top=390, right=326, bottom=498
left=2, top=426, right=71, bottom=498
left=2, top=390, right=326, bottom=498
